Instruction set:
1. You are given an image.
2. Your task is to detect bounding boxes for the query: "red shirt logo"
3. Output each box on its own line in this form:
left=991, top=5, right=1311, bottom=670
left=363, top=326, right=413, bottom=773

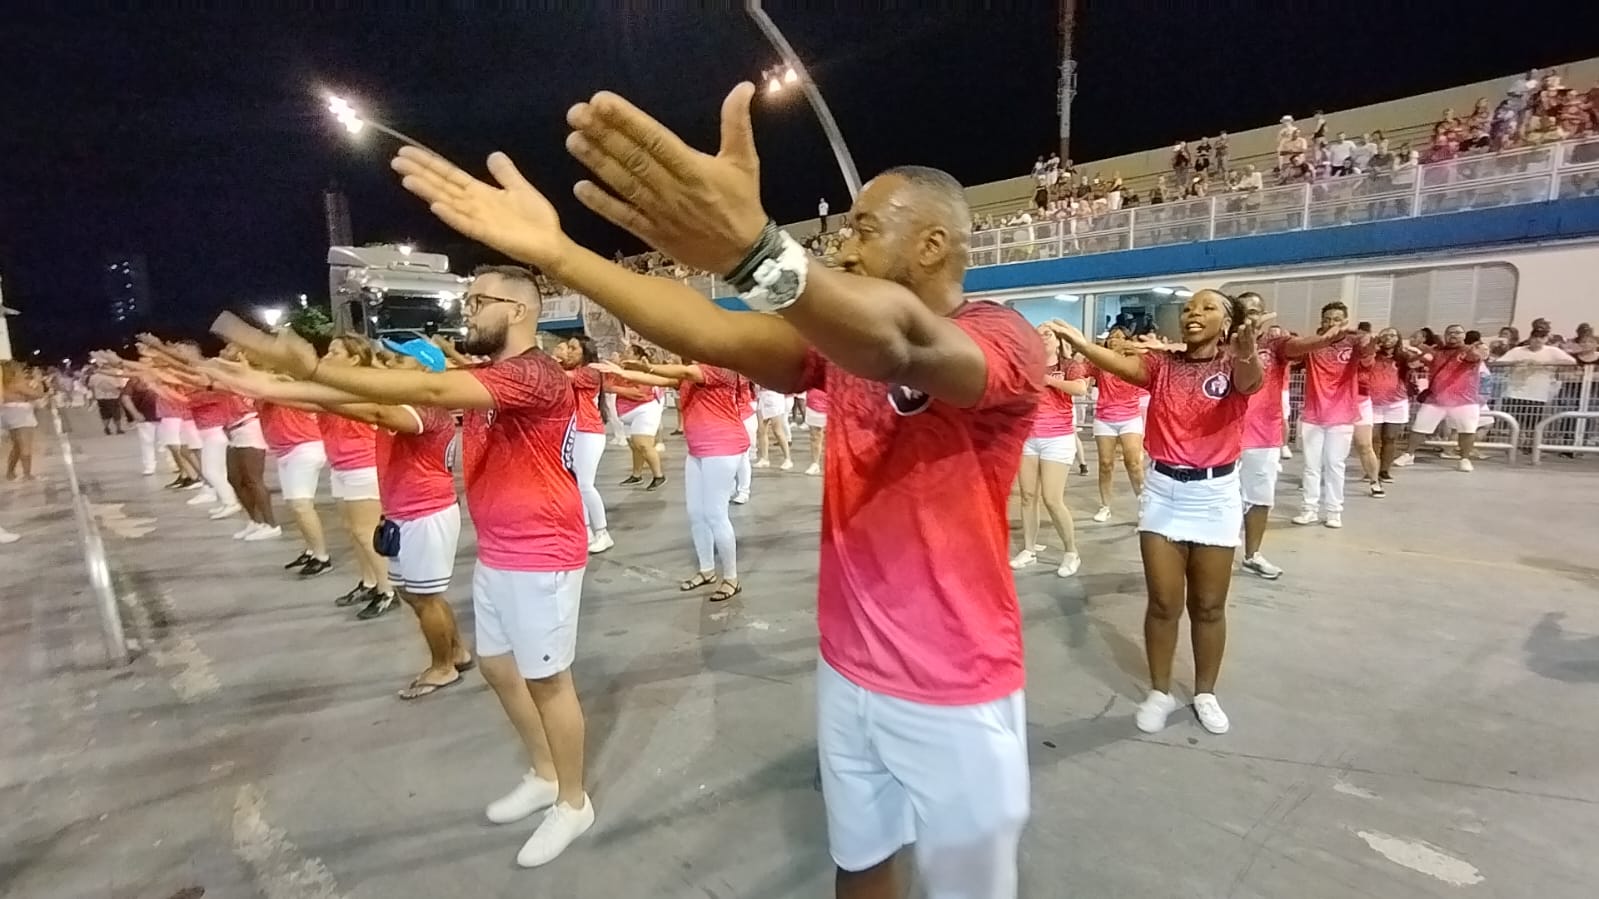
left=887, top=385, right=932, bottom=416
left=1202, top=371, right=1232, bottom=400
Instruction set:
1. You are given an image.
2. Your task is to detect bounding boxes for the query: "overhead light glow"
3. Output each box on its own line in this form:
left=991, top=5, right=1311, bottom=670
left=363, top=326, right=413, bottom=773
left=1152, top=287, right=1175, bottom=295
left=397, top=244, right=414, bottom=256
left=767, top=77, right=782, bottom=95
left=260, top=307, right=285, bottom=328
left=784, top=67, right=798, bottom=84
left=1174, top=288, right=1194, bottom=298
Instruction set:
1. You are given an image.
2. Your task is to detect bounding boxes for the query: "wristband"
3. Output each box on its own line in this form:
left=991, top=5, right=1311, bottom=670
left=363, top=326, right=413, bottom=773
left=725, top=220, right=781, bottom=293
left=739, top=231, right=809, bottom=314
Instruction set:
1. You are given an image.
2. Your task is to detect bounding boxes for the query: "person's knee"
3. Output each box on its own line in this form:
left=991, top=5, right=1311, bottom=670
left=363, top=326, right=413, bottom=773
left=1146, top=595, right=1184, bottom=622
left=1097, top=456, right=1116, bottom=474
left=524, top=668, right=573, bottom=702
left=1186, top=595, right=1227, bottom=624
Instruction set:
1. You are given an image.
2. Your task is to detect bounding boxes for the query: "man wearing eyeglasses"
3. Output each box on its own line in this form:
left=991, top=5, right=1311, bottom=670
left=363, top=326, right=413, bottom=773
left=213, top=264, right=595, bottom=868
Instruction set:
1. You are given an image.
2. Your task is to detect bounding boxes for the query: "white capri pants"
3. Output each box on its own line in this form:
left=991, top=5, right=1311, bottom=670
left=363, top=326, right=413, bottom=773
left=274, top=441, right=326, bottom=501
left=197, top=426, right=239, bottom=506
left=1238, top=447, right=1281, bottom=507
left=473, top=563, right=585, bottom=679
left=571, top=431, right=607, bottom=532
left=1412, top=403, right=1480, bottom=434
left=135, top=421, right=158, bottom=474
left=685, top=453, right=740, bottom=579
left=388, top=504, right=462, bottom=595
left=620, top=400, right=663, bottom=438
left=1138, top=465, right=1243, bottom=547
left=817, top=658, right=1029, bottom=895
left=736, top=416, right=757, bottom=494
left=1300, top=423, right=1354, bottom=515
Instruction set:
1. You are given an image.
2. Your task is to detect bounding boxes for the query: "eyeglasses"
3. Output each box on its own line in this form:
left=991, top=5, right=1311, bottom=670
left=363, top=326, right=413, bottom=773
left=463, top=293, right=523, bottom=316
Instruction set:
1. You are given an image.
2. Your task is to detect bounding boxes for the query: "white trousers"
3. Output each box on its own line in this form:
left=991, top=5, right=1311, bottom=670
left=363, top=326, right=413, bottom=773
left=685, top=453, right=740, bottom=579
left=603, top=393, right=626, bottom=442
left=198, top=426, right=239, bottom=506
left=736, top=416, right=757, bottom=494
left=572, top=431, right=607, bottom=532
left=135, top=421, right=158, bottom=474
left=1300, top=423, right=1353, bottom=515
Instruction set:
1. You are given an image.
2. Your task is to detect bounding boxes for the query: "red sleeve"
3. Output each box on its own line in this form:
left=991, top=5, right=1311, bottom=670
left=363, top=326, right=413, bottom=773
left=470, top=354, right=567, bottom=414
left=416, top=405, right=455, bottom=432
left=949, top=304, right=1045, bottom=411
left=1063, top=359, right=1091, bottom=380
left=699, top=365, right=735, bottom=389
left=569, top=366, right=599, bottom=390
left=1140, top=347, right=1168, bottom=387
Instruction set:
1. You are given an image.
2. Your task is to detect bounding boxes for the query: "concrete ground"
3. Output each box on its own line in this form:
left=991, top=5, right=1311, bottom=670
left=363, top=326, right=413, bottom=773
left=3, top=407, right=1598, bottom=899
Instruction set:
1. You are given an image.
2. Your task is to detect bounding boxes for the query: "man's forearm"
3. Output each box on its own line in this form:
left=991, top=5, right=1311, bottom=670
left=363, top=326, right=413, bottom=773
left=776, top=264, right=951, bottom=385
left=310, top=365, right=492, bottom=410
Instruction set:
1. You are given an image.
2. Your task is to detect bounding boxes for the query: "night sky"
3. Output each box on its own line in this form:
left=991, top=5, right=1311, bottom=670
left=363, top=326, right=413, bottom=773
left=4, top=4, right=1597, bottom=360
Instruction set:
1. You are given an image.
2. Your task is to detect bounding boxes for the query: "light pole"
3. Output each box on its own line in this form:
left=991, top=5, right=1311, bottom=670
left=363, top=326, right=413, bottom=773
left=746, top=0, right=861, bottom=200
left=325, top=95, right=444, bottom=158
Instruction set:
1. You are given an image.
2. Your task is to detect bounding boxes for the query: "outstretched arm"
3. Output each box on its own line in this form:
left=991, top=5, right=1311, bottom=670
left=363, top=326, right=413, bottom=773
left=592, top=363, right=679, bottom=389
left=1044, top=322, right=1149, bottom=387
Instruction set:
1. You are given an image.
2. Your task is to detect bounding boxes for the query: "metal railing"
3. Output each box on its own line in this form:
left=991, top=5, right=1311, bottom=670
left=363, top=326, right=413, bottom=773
left=969, top=136, right=1599, bottom=269
left=50, top=405, right=130, bottom=666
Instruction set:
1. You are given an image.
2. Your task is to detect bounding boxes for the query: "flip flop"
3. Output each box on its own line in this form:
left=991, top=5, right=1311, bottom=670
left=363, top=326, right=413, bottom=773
left=398, top=675, right=461, bottom=701
left=680, top=572, right=716, bottom=591
left=709, top=581, right=743, bottom=603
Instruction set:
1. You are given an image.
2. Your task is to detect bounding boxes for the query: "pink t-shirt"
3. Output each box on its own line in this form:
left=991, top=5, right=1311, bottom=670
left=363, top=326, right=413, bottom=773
left=679, top=365, right=752, bottom=457
left=612, top=378, right=659, bottom=415
left=568, top=367, right=605, bottom=434
left=1142, top=349, right=1255, bottom=468
left=801, top=301, right=1044, bottom=706
left=259, top=403, right=320, bottom=455
left=318, top=414, right=378, bottom=471
left=1093, top=366, right=1149, bottom=422
left=1241, top=336, right=1291, bottom=450
left=805, top=388, right=829, bottom=414
left=188, top=390, right=245, bottom=431
left=1425, top=346, right=1482, bottom=407
left=464, top=351, right=587, bottom=572
left=155, top=391, right=188, bottom=421
left=375, top=405, right=458, bottom=521
left=1032, top=360, right=1081, bottom=438
left=1300, top=335, right=1368, bottom=427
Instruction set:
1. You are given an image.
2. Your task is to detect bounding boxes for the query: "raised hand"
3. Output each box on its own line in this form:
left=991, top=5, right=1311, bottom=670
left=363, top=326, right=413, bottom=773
left=391, top=147, right=567, bottom=270
left=211, top=312, right=319, bottom=379
left=564, top=84, right=768, bottom=275
left=1041, top=319, right=1089, bottom=349
left=1233, top=311, right=1274, bottom=357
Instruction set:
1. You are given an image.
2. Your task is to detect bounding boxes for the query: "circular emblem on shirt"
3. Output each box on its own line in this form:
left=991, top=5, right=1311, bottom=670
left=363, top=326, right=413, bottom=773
left=887, top=385, right=932, bottom=416
left=1202, top=372, right=1232, bottom=400
left=1334, top=345, right=1354, bottom=363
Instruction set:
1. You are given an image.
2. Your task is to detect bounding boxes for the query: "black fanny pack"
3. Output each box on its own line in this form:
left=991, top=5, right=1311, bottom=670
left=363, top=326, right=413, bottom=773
left=373, top=517, right=401, bottom=558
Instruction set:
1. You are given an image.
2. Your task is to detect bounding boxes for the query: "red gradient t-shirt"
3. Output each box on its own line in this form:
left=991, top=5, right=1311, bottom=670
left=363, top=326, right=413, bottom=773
left=1425, top=346, right=1482, bottom=406
left=1143, top=349, right=1256, bottom=468
left=188, top=389, right=243, bottom=430
left=679, top=365, right=752, bottom=457
left=318, top=414, right=378, bottom=471
left=1093, top=366, right=1150, bottom=421
left=259, top=403, right=320, bottom=455
left=1033, top=360, right=1082, bottom=438
left=801, top=301, right=1044, bottom=706
left=154, top=391, right=187, bottom=420
left=375, top=405, right=458, bottom=521
left=464, top=351, right=586, bottom=572
left=1367, top=356, right=1408, bottom=405
left=1301, top=335, right=1368, bottom=427
left=805, top=388, right=829, bottom=414
left=567, top=367, right=605, bottom=434
left=1242, top=335, right=1292, bottom=450
left=612, top=378, right=659, bottom=415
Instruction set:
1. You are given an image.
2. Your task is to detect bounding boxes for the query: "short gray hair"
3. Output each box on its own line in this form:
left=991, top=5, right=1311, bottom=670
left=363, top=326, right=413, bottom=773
left=880, top=165, right=971, bottom=261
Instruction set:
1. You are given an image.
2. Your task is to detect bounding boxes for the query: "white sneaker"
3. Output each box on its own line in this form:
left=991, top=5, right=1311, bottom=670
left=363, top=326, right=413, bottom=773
left=183, top=479, right=206, bottom=490
left=244, top=524, right=282, bottom=541
left=515, top=795, right=595, bottom=868
left=588, top=531, right=614, bottom=554
left=1241, top=554, right=1283, bottom=580
left=731, top=491, right=750, bottom=505
left=0, top=527, right=19, bottom=544
left=805, top=463, right=821, bottom=476
left=141, top=468, right=157, bottom=476
left=208, top=503, right=242, bottom=520
left=1009, top=550, right=1037, bottom=570
left=655, top=442, right=665, bottom=453
left=1135, top=690, right=1180, bottom=734
left=233, top=522, right=259, bottom=540
left=486, top=771, right=559, bottom=825
left=1056, top=552, right=1081, bottom=577
left=1291, top=509, right=1319, bottom=526
left=1032, top=543, right=1046, bottom=552
left=1193, top=693, right=1230, bottom=734
left=609, top=437, right=628, bottom=448
left=1092, top=506, right=1111, bottom=522
left=1457, top=458, right=1473, bottom=472
left=778, top=458, right=794, bottom=472
left=1392, top=452, right=1415, bottom=467
left=186, top=491, right=218, bottom=506
left=1280, top=446, right=1293, bottom=460
left=753, top=457, right=770, bottom=469
left=1323, top=514, right=1343, bottom=529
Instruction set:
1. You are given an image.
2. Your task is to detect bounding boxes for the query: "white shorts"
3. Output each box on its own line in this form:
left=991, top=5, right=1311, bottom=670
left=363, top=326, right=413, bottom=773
left=805, top=409, right=828, bottom=429
left=1022, top=434, right=1077, bottom=465
left=816, top=658, right=1029, bottom=883
left=157, top=417, right=184, bottom=447
left=388, top=504, right=462, bottom=595
left=1092, top=415, right=1144, bottom=438
left=274, top=441, right=326, bottom=501
left=1373, top=399, right=1411, bottom=425
left=1238, top=447, right=1281, bottom=508
left=226, top=417, right=268, bottom=449
left=1138, top=464, right=1243, bottom=547
left=619, top=400, right=663, bottom=437
left=757, top=390, right=789, bottom=419
left=1356, top=398, right=1374, bottom=427
left=1412, top=403, right=1480, bottom=435
left=473, top=563, right=585, bottom=679
left=1, top=402, right=37, bottom=431
left=330, top=465, right=380, bottom=501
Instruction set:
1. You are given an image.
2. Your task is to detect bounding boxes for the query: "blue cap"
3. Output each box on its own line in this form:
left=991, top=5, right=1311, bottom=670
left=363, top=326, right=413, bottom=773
left=381, top=338, right=447, bottom=372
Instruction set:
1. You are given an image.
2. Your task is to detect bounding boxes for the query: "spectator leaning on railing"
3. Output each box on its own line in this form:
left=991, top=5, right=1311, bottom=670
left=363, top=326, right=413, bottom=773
left=1493, top=327, right=1577, bottom=446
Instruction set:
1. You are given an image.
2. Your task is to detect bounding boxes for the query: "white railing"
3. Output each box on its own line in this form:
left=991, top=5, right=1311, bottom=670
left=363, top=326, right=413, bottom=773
left=969, top=136, right=1599, bottom=269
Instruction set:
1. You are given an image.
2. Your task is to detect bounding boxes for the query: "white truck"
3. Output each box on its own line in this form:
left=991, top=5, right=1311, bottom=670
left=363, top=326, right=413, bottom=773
left=327, top=244, right=467, bottom=341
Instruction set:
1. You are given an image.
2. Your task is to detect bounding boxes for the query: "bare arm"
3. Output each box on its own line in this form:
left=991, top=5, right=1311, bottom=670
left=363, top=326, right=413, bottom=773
left=324, top=403, right=423, bottom=435
left=594, top=364, right=679, bottom=389
left=1045, top=374, right=1090, bottom=397
left=631, top=361, right=704, bottom=384
left=1046, top=322, right=1150, bottom=387
left=310, top=365, right=496, bottom=411
left=1281, top=327, right=1346, bottom=359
